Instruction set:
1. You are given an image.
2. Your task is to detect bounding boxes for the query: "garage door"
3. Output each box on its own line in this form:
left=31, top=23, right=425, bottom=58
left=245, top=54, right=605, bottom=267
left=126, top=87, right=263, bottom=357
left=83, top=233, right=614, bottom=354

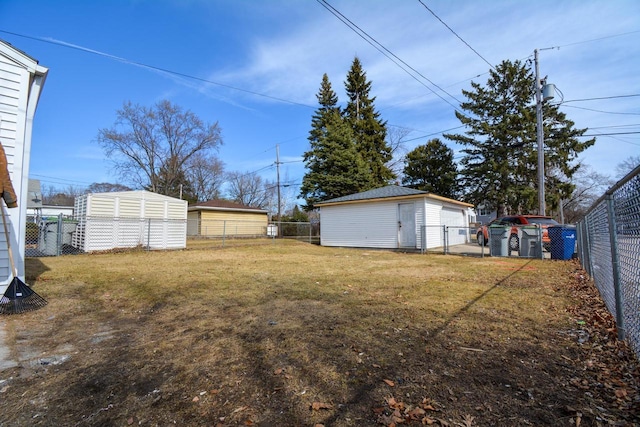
left=440, top=207, right=468, bottom=246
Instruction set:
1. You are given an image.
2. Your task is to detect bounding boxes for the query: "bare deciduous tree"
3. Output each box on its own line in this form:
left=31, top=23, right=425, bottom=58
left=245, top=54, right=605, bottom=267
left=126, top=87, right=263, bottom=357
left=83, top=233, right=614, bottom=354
left=561, top=164, right=614, bottom=223
left=41, top=184, right=84, bottom=206
left=97, top=100, right=222, bottom=195
left=186, top=152, right=225, bottom=202
left=226, top=171, right=272, bottom=209
left=86, top=182, right=132, bottom=193
left=386, top=125, right=411, bottom=178
left=616, top=155, right=640, bottom=179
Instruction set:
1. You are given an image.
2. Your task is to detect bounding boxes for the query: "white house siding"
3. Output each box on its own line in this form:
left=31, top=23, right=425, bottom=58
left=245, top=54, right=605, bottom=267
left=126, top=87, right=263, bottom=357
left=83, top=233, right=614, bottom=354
left=0, top=55, right=25, bottom=283
left=321, top=201, right=400, bottom=248
left=0, top=42, right=47, bottom=294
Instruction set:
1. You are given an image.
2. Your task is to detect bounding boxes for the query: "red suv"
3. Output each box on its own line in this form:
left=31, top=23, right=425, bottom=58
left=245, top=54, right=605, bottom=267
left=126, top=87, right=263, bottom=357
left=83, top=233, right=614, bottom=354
left=477, top=215, right=559, bottom=251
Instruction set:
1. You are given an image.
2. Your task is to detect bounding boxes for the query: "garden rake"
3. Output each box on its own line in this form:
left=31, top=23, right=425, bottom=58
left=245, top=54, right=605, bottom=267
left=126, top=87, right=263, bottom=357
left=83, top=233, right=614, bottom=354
left=0, top=203, right=47, bottom=314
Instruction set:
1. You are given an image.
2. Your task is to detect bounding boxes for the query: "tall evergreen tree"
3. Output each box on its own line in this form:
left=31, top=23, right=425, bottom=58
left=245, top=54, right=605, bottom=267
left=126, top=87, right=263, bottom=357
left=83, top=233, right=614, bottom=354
left=402, top=138, right=459, bottom=199
left=343, top=57, right=395, bottom=187
left=300, top=74, right=372, bottom=209
left=445, top=59, right=594, bottom=216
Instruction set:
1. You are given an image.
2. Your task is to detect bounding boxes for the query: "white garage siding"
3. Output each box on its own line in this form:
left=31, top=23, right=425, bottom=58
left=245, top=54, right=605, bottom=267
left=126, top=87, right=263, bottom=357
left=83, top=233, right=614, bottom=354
left=421, top=200, right=442, bottom=249
left=317, top=186, right=473, bottom=250
left=441, top=206, right=468, bottom=246
left=321, top=201, right=401, bottom=248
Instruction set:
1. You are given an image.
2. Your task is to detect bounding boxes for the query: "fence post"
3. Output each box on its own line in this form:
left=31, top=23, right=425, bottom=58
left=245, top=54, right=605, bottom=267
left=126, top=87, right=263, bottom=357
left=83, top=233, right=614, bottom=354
left=147, top=218, right=151, bottom=251
left=537, top=225, right=543, bottom=259
left=420, top=225, right=426, bottom=254
left=606, top=195, right=625, bottom=340
left=56, top=213, right=63, bottom=256
left=442, top=225, right=447, bottom=255
left=222, top=220, right=226, bottom=247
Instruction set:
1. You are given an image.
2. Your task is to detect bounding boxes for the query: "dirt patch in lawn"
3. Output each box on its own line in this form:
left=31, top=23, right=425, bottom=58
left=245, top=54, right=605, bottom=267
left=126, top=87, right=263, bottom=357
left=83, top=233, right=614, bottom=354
left=0, top=241, right=638, bottom=426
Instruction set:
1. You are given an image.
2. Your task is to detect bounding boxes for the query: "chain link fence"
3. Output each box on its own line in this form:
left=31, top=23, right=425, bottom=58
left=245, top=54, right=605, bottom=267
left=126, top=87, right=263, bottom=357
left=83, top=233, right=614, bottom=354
left=187, top=219, right=319, bottom=249
left=420, top=224, right=555, bottom=258
left=26, top=214, right=188, bottom=256
left=26, top=216, right=320, bottom=255
left=576, top=165, right=640, bottom=357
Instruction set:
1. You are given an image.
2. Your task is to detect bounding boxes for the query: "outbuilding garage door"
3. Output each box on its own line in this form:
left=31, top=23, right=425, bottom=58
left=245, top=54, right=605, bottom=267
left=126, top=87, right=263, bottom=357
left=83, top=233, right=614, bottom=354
left=440, top=207, right=468, bottom=246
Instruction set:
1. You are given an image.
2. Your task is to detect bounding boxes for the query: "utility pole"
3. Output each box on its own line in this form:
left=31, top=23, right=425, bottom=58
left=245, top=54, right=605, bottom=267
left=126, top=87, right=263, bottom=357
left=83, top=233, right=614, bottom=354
left=276, top=144, right=281, bottom=226
left=534, top=49, right=545, bottom=216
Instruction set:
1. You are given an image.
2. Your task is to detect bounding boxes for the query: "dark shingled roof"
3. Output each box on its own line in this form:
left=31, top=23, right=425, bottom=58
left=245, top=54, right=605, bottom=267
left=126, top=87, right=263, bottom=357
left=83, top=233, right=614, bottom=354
left=190, top=200, right=266, bottom=212
left=316, top=185, right=427, bottom=205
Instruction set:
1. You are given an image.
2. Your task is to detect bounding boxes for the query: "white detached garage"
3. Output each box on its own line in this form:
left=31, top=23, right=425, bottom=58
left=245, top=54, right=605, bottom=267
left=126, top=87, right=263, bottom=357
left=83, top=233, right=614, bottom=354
left=316, top=185, right=474, bottom=250
left=73, top=190, right=187, bottom=252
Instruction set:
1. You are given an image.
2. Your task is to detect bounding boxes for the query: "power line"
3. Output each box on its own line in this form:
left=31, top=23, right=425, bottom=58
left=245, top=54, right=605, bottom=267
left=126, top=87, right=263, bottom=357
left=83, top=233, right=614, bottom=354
left=541, top=29, right=640, bottom=50
left=316, top=0, right=464, bottom=114
left=0, top=29, right=316, bottom=109
left=29, top=174, right=94, bottom=187
left=580, top=132, right=640, bottom=137
left=397, top=125, right=466, bottom=143
left=589, top=123, right=640, bottom=130
left=561, top=104, right=640, bottom=116
left=416, top=0, right=494, bottom=70
left=562, top=94, right=640, bottom=103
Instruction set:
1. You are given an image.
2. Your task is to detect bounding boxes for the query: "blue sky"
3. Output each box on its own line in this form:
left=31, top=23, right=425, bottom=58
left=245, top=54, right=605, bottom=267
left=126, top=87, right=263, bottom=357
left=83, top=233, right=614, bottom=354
left=1, top=0, right=638, bottom=203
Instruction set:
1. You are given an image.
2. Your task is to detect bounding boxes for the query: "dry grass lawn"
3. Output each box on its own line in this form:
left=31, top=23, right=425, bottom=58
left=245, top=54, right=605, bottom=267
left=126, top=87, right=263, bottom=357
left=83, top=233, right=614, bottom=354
left=0, top=239, right=638, bottom=426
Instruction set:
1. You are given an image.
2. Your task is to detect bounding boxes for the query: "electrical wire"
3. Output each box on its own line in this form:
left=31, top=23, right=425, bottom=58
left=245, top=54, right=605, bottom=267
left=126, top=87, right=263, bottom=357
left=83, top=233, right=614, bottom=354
left=541, top=29, right=640, bottom=50
left=316, top=0, right=464, bottom=114
left=561, top=105, right=640, bottom=116
left=561, top=94, right=640, bottom=103
left=416, top=0, right=494, bottom=70
left=0, top=29, right=316, bottom=109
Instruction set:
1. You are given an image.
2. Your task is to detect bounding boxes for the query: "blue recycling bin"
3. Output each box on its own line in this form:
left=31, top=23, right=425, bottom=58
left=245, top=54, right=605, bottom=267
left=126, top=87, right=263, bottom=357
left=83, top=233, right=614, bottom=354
left=548, top=225, right=576, bottom=260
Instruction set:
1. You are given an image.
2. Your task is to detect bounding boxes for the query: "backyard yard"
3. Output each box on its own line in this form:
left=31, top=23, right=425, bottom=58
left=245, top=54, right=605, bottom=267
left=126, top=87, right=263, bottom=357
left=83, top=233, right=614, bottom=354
left=0, top=240, right=638, bottom=426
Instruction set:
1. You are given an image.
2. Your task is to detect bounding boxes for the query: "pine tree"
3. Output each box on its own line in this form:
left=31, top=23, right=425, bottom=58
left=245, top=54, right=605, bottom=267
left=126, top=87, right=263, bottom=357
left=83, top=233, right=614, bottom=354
left=445, top=59, right=594, bottom=216
left=402, top=138, right=459, bottom=199
left=343, top=57, right=395, bottom=188
left=300, top=74, right=372, bottom=209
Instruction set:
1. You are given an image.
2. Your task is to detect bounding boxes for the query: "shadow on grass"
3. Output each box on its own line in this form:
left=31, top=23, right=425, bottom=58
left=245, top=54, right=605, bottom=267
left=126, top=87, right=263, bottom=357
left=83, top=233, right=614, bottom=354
left=429, top=258, right=536, bottom=338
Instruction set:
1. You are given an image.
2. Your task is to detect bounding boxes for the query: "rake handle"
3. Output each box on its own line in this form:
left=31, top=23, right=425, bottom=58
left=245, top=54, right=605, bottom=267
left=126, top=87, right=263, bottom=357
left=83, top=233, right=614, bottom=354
left=0, top=202, right=19, bottom=278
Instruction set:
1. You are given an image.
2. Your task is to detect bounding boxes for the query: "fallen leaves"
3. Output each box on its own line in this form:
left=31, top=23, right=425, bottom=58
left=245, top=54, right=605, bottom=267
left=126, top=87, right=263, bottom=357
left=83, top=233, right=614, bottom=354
left=311, top=402, right=333, bottom=411
left=375, top=396, right=442, bottom=426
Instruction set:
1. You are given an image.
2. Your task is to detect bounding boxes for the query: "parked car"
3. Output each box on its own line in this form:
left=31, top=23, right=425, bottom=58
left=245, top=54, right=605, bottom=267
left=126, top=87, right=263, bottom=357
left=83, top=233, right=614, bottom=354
left=477, top=215, right=559, bottom=251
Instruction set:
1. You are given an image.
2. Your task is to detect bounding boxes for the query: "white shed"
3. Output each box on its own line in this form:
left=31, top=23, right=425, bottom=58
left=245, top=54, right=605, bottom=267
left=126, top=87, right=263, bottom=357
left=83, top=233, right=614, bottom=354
left=73, top=190, right=187, bottom=252
left=316, top=185, right=474, bottom=250
left=0, top=41, right=47, bottom=295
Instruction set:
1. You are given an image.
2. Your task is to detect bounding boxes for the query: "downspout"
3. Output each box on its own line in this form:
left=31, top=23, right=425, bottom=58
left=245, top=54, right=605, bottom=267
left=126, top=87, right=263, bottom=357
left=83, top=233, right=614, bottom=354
left=17, top=67, right=48, bottom=278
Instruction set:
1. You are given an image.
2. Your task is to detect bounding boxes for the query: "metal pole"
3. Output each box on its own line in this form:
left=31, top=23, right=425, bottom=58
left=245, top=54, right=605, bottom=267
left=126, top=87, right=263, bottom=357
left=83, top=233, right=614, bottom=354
left=276, top=144, right=281, bottom=237
left=222, top=220, right=226, bottom=248
left=606, top=195, right=625, bottom=340
left=443, top=225, right=447, bottom=255
left=57, top=213, right=63, bottom=256
left=535, top=49, right=546, bottom=216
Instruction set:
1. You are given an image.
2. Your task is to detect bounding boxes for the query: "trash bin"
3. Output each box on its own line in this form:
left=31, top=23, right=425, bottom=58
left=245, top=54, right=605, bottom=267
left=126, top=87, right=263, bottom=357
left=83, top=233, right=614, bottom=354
left=38, top=219, right=78, bottom=256
left=489, top=225, right=510, bottom=257
left=519, top=226, right=541, bottom=258
left=548, top=225, right=576, bottom=260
